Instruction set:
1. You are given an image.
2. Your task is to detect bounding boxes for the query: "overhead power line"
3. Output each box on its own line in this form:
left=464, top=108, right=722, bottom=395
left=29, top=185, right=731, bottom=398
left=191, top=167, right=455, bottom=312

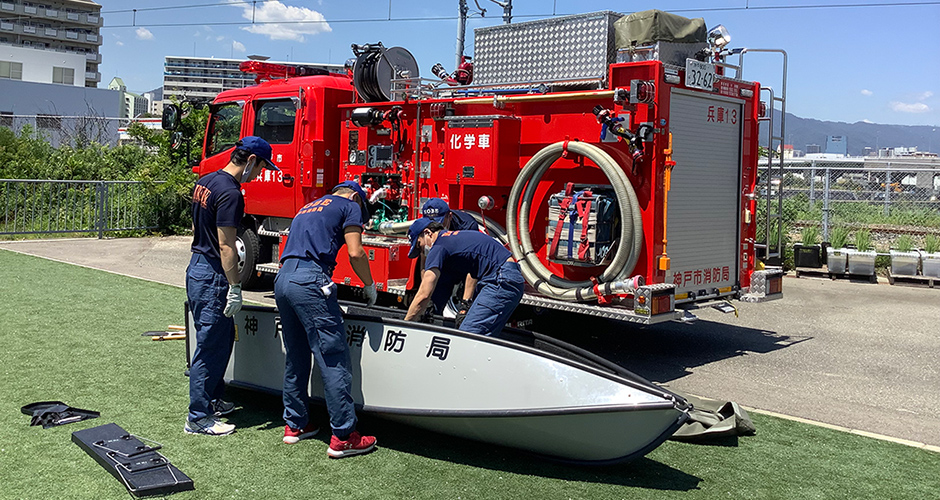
left=93, top=1, right=940, bottom=29
left=100, top=1, right=255, bottom=15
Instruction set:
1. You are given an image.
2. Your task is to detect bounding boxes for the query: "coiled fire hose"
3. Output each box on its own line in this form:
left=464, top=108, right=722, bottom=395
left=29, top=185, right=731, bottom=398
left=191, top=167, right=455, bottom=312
left=506, top=141, right=645, bottom=302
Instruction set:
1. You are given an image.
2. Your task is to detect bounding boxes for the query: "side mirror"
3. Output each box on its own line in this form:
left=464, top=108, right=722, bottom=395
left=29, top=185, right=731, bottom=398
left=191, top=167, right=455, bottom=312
left=170, top=131, right=183, bottom=149
left=162, top=104, right=181, bottom=131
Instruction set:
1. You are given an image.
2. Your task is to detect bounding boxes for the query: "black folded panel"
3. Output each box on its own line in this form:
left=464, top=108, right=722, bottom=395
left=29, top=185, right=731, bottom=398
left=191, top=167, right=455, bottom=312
left=72, top=423, right=194, bottom=497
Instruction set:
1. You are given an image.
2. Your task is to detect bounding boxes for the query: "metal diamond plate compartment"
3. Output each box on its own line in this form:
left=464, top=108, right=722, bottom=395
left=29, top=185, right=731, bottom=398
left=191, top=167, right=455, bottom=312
left=740, top=269, right=784, bottom=302
left=473, top=11, right=622, bottom=85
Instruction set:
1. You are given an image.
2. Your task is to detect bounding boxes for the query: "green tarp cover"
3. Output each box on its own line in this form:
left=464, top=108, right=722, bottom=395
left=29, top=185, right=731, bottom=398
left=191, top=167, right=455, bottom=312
left=670, top=393, right=757, bottom=442
left=614, top=9, right=707, bottom=48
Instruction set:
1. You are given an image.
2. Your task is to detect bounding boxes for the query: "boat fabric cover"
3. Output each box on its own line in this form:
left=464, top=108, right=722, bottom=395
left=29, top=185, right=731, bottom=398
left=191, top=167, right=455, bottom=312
left=21, top=401, right=99, bottom=429
left=614, top=10, right=707, bottom=48
left=670, top=393, right=756, bottom=441
left=72, top=423, right=195, bottom=497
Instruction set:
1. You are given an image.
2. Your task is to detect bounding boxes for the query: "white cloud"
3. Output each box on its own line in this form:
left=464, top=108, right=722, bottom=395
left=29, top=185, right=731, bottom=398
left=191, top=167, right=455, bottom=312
left=238, top=1, right=331, bottom=42
left=135, top=27, right=154, bottom=41
left=861, top=119, right=873, bottom=123
left=860, top=89, right=873, bottom=96
left=916, top=91, right=934, bottom=101
left=116, top=41, right=124, bottom=46
left=233, top=40, right=246, bottom=53
left=216, top=35, right=226, bottom=42
left=890, top=101, right=930, bottom=114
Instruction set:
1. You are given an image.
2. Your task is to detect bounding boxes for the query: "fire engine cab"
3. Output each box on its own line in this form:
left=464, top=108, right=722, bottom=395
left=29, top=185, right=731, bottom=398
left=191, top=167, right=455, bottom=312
left=165, top=10, right=785, bottom=326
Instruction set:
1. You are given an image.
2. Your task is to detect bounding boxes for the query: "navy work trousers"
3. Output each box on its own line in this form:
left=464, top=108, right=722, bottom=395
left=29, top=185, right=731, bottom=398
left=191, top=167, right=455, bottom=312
left=186, top=253, right=235, bottom=422
left=274, top=258, right=357, bottom=438
left=460, top=260, right=525, bottom=336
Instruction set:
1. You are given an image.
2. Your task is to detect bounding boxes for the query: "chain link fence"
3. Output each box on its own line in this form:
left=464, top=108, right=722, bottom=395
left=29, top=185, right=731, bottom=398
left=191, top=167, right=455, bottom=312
left=0, top=179, right=175, bottom=238
left=756, top=159, right=940, bottom=258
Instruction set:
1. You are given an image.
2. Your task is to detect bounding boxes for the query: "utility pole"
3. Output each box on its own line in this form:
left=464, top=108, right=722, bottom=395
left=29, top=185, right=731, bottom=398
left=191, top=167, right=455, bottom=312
left=456, top=0, right=512, bottom=70
left=492, top=0, right=512, bottom=24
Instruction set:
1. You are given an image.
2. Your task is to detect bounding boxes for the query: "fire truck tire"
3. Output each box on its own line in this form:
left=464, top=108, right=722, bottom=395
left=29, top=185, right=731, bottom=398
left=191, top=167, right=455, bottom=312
left=506, top=141, right=643, bottom=302
left=236, top=225, right=262, bottom=289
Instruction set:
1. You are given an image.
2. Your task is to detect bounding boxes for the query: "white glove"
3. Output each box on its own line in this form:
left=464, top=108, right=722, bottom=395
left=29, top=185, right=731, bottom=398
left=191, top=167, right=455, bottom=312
left=363, top=282, right=378, bottom=307
left=223, top=284, right=243, bottom=318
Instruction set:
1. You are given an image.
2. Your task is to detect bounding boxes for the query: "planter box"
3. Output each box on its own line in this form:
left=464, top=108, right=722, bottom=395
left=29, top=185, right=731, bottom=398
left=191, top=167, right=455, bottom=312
left=794, top=244, right=823, bottom=268
left=889, top=250, right=920, bottom=277
left=922, top=252, right=940, bottom=278
left=846, top=249, right=877, bottom=276
left=827, top=247, right=848, bottom=274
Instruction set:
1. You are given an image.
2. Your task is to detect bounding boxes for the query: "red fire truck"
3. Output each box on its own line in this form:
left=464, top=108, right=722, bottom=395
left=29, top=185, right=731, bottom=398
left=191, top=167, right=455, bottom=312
left=164, top=10, right=785, bottom=326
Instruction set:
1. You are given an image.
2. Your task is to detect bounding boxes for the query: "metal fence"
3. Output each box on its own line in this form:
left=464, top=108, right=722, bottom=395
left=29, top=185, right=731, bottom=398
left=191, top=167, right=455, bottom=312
left=756, top=160, right=940, bottom=251
left=0, top=179, right=165, bottom=238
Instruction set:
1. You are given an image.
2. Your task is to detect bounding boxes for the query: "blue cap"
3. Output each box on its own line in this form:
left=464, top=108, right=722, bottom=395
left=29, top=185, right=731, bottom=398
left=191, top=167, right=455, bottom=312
left=235, top=136, right=280, bottom=171
left=407, top=217, right=434, bottom=259
left=332, top=180, right=370, bottom=222
left=420, top=198, right=451, bottom=222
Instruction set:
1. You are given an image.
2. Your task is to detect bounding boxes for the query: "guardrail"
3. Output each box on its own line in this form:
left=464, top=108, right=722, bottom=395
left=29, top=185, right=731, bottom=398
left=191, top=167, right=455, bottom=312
left=1, top=179, right=165, bottom=238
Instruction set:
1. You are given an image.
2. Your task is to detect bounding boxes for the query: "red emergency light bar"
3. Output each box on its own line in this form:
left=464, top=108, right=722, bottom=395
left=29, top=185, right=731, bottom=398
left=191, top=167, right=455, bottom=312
left=239, top=60, right=330, bottom=84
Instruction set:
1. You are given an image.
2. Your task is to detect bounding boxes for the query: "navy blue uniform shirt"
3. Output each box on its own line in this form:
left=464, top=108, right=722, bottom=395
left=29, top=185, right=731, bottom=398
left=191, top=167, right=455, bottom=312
left=424, top=230, right=511, bottom=282
left=280, top=194, right=363, bottom=275
left=191, top=170, right=244, bottom=260
left=448, top=210, right=481, bottom=232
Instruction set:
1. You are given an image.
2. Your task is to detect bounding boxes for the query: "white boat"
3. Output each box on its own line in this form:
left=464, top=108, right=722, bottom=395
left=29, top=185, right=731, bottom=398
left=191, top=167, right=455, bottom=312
left=187, top=303, right=690, bottom=463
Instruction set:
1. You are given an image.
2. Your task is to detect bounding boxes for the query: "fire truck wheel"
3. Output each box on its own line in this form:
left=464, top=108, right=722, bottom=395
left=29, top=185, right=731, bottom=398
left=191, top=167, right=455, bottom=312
left=236, top=225, right=262, bottom=289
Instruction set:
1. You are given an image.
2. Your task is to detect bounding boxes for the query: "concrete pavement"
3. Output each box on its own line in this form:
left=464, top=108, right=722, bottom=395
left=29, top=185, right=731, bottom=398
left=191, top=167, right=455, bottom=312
left=1, top=235, right=938, bottom=450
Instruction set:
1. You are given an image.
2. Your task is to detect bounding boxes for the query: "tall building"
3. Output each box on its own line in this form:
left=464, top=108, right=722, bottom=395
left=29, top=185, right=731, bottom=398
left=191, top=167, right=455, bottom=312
left=143, top=87, right=162, bottom=115
left=826, top=135, right=847, bottom=157
left=0, top=0, right=103, bottom=87
left=163, top=56, right=344, bottom=102
left=108, top=77, right=148, bottom=118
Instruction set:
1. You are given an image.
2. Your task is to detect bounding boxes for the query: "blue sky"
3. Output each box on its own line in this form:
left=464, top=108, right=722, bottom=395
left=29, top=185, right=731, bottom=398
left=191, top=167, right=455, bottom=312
left=97, top=0, right=940, bottom=126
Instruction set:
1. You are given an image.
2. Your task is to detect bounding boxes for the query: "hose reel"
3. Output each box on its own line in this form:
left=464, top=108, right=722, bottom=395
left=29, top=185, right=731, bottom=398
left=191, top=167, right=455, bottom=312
left=506, top=141, right=645, bottom=302
left=351, top=43, right=420, bottom=102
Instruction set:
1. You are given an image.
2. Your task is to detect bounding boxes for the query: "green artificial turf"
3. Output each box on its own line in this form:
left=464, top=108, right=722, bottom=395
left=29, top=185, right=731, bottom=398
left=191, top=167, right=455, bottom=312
left=1, top=248, right=938, bottom=499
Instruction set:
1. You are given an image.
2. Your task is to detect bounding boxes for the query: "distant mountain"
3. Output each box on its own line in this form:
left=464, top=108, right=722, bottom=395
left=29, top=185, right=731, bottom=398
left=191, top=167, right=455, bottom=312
left=760, top=113, right=940, bottom=157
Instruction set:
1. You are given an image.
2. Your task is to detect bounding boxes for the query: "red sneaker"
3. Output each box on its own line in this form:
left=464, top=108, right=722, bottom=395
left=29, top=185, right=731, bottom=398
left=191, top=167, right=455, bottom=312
left=283, top=423, right=319, bottom=444
left=327, top=431, right=376, bottom=458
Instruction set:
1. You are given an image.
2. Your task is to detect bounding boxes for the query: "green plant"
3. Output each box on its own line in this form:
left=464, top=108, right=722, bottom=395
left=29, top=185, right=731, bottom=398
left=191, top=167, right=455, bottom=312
left=894, top=234, right=914, bottom=252
left=925, top=234, right=940, bottom=254
left=829, top=226, right=850, bottom=249
left=854, top=230, right=873, bottom=252
left=800, top=226, right=820, bottom=246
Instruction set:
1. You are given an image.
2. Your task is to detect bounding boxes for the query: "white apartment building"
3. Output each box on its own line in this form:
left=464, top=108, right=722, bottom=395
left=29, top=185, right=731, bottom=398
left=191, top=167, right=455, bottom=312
left=108, top=76, right=148, bottom=119
left=164, top=56, right=344, bottom=102
left=0, top=0, right=102, bottom=87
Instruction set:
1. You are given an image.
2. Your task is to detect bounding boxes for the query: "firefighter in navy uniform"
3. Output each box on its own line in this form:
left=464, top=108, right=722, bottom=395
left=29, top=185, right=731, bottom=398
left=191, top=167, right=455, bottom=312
left=418, top=198, right=482, bottom=323
left=404, top=218, right=525, bottom=336
left=185, top=136, right=279, bottom=436
left=420, top=198, right=480, bottom=232
left=275, top=180, right=378, bottom=458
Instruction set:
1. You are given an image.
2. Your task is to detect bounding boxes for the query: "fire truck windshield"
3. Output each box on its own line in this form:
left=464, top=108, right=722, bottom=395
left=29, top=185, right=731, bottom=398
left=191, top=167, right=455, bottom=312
left=206, top=102, right=243, bottom=158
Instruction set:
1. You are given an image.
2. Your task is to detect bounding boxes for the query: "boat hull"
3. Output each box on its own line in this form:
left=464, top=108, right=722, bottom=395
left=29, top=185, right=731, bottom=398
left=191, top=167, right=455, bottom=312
left=186, top=303, right=689, bottom=463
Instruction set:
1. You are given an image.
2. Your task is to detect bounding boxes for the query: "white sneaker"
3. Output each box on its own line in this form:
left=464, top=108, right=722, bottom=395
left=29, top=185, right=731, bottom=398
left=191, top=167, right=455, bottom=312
left=211, top=399, right=236, bottom=416
left=185, top=416, right=235, bottom=436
